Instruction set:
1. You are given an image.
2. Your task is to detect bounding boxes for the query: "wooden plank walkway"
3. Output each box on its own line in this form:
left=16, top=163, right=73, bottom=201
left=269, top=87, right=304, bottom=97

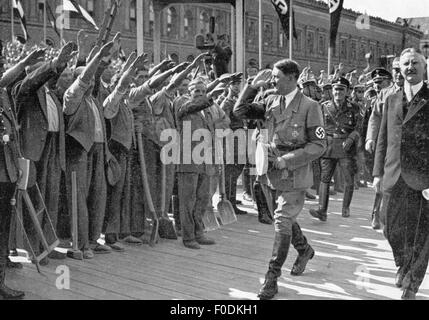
left=5, top=186, right=429, bottom=300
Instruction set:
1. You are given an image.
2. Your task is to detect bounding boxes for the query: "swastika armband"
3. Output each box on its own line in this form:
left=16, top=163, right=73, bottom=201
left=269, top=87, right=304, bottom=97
left=308, top=126, right=326, bottom=140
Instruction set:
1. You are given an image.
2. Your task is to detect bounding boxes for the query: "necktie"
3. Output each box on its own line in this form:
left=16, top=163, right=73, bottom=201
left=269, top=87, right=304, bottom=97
left=280, top=95, right=286, bottom=113
left=403, top=92, right=409, bottom=118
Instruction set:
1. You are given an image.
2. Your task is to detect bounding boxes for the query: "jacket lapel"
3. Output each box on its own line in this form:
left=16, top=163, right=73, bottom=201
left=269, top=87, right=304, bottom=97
left=37, top=87, right=49, bottom=120
left=403, top=85, right=429, bottom=124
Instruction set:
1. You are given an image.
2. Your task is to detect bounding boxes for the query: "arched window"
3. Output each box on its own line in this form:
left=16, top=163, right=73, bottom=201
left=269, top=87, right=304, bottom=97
left=166, top=6, right=178, bottom=38
left=199, top=10, right=210, bottom=35
left=184, top=10, right=194, bottom=39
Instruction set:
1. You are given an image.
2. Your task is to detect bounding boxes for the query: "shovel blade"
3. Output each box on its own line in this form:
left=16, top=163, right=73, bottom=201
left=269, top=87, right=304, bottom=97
left=217, top=200, right=237, bottom=225
left=202, top=207, right=221, bottom=231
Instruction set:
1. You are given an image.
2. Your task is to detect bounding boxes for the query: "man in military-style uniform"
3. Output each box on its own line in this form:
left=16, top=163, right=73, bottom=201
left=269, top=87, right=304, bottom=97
left=310, top=77, right=362, bottom=221
left=233, top=59, right=326, bottom=300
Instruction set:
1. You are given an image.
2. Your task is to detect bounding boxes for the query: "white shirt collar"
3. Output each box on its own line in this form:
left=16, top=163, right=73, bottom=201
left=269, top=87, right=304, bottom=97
left=284, top=87, right=299, bottom=108
left=404, top=81, right=423, bottom=102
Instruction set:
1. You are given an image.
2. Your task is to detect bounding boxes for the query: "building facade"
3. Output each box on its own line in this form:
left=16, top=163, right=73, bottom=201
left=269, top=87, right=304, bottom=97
left=0, top=0, right=423, bottom=74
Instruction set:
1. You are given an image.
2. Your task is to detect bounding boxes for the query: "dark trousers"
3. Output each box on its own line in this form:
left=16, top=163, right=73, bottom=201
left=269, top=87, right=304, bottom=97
left=103, top=141, right=131, bottom=244
left=177, top=172, right=210, bottom=242
left=225, top=163, right=245, bottom=205
left=383, top=176, right=429, bottom=293
left=0, top=183, right=15, bottom=265
left=320, top=157, right=356, bottom=186
left=242, top=164, right=254, bottom=195
left=66, top=140, right=107, bottom=250
left=23, top=132, right=61, bottom=254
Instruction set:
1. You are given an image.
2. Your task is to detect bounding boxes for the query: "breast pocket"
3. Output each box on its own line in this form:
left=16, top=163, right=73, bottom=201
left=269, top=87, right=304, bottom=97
left=276, top=123, right=305, bottom=145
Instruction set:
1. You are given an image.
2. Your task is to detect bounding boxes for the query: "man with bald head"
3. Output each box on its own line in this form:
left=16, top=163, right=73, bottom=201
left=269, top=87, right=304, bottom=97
left=374, top=48, right=429, bottom=299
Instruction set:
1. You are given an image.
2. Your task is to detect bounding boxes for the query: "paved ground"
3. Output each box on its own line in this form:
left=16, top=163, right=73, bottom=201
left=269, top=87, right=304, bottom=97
left=5, top=186, right=429, bottom=300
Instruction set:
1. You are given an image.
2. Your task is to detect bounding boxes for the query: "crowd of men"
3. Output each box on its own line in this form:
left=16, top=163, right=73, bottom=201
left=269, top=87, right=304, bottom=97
left=0, top=28, right=428, bottom=300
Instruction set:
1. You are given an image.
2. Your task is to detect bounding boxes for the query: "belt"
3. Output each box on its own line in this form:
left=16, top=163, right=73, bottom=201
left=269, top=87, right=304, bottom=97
left=328, top=133, right=348, bottom=139
left=275, top=144, right=303, bottom=152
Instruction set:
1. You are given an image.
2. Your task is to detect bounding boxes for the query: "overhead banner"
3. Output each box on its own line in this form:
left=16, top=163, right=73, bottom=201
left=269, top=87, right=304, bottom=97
left=271, top=0, right=297, bottom=39
left=329, top=0, right=344, bottom=49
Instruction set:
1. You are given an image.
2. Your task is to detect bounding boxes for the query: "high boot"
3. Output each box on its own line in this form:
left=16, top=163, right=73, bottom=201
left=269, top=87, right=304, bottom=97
left=171, top=195, right=181, bottom=236
left=342, top=185, right=354, bottom=217
left=258, top=233, right=291, bottom=300
left=0, top=262, right=25, bottom=299
left=371, top=192, right=382, bottom=229
left=309, top=182, right=329, bottom=221
left=254, top=182, right=273, bottom=225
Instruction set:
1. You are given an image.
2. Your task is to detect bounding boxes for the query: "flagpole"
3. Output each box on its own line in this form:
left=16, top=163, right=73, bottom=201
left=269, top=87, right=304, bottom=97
left=11, top=0, right=15, bottom=41
left=289, top=0, right=293, bottom=59
left=60, top=0, right=64, bottom=45
left=43, top=0, right=47, bottom=44
left=328, top=46, right=331, bottom=77
left=258, top=0, right=262, bottom=69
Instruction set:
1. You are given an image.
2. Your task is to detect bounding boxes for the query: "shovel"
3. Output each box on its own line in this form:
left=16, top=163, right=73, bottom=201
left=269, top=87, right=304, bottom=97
left=216, top=139, right=237, bottom=225
left=158, top=164, right=177, bottom=239
left=137, top=133, right=159, bottom=247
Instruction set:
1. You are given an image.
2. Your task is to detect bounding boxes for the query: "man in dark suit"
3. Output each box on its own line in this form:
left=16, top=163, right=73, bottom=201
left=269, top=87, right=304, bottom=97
left=15, top=42, right=76, bottom=264
left=63, top=41, right=114, bottom=259
left=374, top=48, right=429, bottom=300
left=0, top=50, right=25, bottom=299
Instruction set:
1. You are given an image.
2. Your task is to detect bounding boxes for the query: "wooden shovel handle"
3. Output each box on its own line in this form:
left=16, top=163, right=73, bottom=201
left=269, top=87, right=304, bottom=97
left=137, top=133, right=157, bottom=214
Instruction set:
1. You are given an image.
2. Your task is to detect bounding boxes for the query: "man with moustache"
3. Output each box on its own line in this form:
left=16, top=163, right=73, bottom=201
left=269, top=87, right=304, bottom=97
left=373, top=48, right=429, bottom=299
left=233, top=60, right=326, bottom=299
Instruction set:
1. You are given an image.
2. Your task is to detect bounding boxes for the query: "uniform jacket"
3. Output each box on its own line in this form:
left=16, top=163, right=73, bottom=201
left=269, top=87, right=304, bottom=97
left=366, top=84, right=401, bottom=143
left=233, top=85, right=326, bottom=191
left=321, top=99, right=361, bottom=158
left=372, top=85, right=429, bottom=192
left=16, top=61, right=66, bottom=171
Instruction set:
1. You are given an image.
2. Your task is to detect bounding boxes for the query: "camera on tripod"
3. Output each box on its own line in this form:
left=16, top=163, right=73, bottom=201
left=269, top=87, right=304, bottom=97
left=195, top=16, right=216, bottom=50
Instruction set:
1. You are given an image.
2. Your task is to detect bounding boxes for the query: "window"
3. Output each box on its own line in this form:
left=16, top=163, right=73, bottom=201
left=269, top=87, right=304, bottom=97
left=199, top=10, right=210, bottom=35
left=149, top=1, right=154, bottom=36
left=340, top=39, right=347, bottom=60
left=184, top=10, right=194, bottom=38
left=166, top=6, right=178, bottom=38
left=187, top=55, right=195, bottom=62
left=37, top=0, right=44, bottom=21
left=246, top=17, right=257, bottom=47
left=294, top=30, right=302, bottom=52
left=87, top=0, right=94, bottom=16
left=130, top=0, right=136, bottom=20
left=318, top=34, right=326, bottom=56
left=350, top=40, right=357, bottom=61
left=263, top=21, right=273, bottom=47
left=360, top=42, right=366, bottom=61
left=307, top=31, right=315, bottom=55
left=216, top=13, right=225, bottom=35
